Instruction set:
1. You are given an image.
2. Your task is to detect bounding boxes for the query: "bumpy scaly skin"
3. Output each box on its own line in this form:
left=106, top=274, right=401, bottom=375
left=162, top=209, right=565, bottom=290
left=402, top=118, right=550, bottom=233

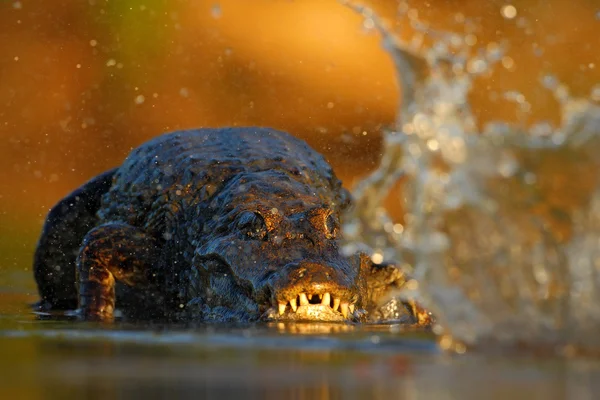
left=33, top=127, right=429, bottom=324
left=33, top=169, right=116, bottom=310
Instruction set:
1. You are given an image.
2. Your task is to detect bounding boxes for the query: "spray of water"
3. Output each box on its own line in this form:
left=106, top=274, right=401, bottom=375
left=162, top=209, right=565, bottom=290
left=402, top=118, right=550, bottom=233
left=342, top=2, right=600, bottom=352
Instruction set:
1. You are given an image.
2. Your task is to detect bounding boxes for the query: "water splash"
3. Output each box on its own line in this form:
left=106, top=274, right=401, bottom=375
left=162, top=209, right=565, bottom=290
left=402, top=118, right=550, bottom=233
left=342, top=2, right=600, bottom=352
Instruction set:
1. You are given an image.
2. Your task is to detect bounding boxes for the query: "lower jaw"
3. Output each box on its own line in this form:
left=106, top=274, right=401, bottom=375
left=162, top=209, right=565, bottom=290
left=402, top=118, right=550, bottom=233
left=262, top=304, right=355, bottom=322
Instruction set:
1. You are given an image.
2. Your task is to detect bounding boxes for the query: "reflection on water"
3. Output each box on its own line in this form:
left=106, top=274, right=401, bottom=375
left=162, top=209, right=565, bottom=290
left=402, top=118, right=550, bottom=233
left=344, top=3, right=600, bottom=352
left=1, top=310, right=599, bottom=399
left=2, top=285, right=598, bottom=399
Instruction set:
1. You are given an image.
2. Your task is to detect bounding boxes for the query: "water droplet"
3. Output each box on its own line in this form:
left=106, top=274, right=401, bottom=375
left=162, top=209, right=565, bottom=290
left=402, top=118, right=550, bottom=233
left=408, top=143, right=422, bottom=157
left=455, top=342, right=467, bottom=354
left=454, top=13, right=465, bottom=23
left=439, top=335, right=453, bottom=350
left=542, top=75, right=558, bottom=90
left=179, top=87, right=190, bottom=98
left=467, top=58, right=488, bottom=74
left=501, top=56, right=515, bottom=70
left=465, top=34, right=477, bottom=47
left=530, top=122, right=553, bottom=137
left=504, top=91, right=525, bottom=103
left=413, top=113, right=432, bottom=135
left=406, top=279, right=419, bottom=290
left=211, top=4, right=222, bottom=19
left=591, top=85, right=600, bottom=102
left=524, top=172, right=537, bottom=184
left=89, top=39, right=97, bottom=47
left=106, top=59, right=116, bottom=67
left=449, top=35, right=463, bottom=48
left=501, top=5, right=517, bottom=19
left=393, top=224, right=404, bottom=234
left=486, top=42, right=504, bottom=61
left=551, top=132, right=566, bottom=145
left=371, top=252, right=384, bottom=264
left=426, top=139, right=439, bottom=151
left=497, top=153, right=518, bottom=177
left=134, top=95, right=145, bottom=104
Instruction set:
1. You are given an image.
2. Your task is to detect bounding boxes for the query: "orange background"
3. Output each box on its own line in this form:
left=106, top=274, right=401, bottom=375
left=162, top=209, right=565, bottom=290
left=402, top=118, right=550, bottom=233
left=0, top=0, right=598, bottom=282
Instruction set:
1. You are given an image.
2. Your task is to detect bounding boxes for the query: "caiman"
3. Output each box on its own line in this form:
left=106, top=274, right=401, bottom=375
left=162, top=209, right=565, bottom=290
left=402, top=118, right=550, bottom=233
left=33, top=127, right=431, bottom=324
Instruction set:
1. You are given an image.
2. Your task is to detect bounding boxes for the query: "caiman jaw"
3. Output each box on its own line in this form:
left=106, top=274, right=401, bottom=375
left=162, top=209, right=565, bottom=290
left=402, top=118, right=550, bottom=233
left=261, top=261, right=363, bottom=322
left=276, top=292, right=355, bottom=318
left=264, top=288, right=360, bottom=322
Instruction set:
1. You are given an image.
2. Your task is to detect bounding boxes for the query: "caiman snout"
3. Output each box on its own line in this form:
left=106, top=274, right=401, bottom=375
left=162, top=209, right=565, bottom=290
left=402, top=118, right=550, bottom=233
left=266, top=261, right=360, bottom=321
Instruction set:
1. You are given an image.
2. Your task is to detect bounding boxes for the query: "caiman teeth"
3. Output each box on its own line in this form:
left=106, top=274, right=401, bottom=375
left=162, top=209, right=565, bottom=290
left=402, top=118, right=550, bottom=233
left=290, top=298, right=297, bottom=312
left=275, top=293, right=356, bottom=319
left=340, top=302, right=349, bottom=318
left=299, top=293, right=309, bottom=306
left=332, top=298, right=340, bottom=311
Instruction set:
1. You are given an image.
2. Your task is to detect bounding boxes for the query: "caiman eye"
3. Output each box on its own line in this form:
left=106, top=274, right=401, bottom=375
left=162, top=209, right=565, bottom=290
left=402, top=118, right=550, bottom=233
left=236, top=211, right=267, bottom=240
left=324, top=212, right=339, bottom=240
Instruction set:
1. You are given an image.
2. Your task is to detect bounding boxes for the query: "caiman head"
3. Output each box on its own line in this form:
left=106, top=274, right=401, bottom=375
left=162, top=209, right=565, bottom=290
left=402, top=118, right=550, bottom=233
left=188, top=170, right=369, bottom=322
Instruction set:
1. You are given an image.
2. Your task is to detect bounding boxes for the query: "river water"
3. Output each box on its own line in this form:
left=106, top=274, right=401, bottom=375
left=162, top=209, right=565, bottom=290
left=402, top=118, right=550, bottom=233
left=2, top=282, right=600, bottom=399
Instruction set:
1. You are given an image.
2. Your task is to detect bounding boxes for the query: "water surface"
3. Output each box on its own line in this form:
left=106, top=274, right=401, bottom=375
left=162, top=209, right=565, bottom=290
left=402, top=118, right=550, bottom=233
left=1, top=271, right=599, bottom=399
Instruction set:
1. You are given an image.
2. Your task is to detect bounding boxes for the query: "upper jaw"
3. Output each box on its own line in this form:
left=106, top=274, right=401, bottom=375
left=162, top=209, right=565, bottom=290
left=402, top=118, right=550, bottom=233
left=257, top=262, right=364, bottom=322
left=194, top=247, right=366, bottom=322
left=269, top=290, right=359, bottom=321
